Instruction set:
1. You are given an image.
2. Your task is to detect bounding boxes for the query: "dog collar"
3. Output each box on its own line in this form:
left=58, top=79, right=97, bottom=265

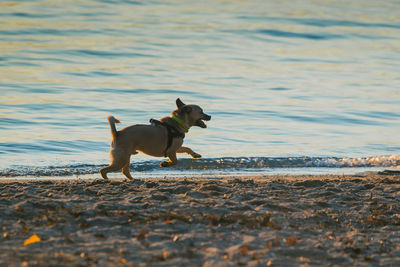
left=172, top=116, right=188, bottom=133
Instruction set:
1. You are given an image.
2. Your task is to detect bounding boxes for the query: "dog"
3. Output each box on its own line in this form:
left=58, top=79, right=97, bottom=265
left=100, top=98, right=211, bottom=180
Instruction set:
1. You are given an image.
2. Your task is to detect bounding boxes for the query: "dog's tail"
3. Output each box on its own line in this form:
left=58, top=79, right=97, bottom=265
left=107, top=115, right=120, bottom=142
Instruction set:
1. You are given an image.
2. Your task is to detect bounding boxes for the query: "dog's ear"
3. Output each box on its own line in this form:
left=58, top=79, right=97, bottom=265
left=176, top=98, right=185, bottom=108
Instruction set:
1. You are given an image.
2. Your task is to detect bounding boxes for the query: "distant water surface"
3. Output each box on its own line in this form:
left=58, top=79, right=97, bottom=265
left=0, top=0, right=399, bottom=176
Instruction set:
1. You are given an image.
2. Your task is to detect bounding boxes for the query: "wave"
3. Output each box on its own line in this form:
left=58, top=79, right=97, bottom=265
left=0, top=155, right=399, bottom=177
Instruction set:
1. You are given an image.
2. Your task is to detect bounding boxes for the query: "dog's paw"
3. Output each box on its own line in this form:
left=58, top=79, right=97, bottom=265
left=160, top=161, right=171, bottom=168
left=192, top=153, right=202, bottom=159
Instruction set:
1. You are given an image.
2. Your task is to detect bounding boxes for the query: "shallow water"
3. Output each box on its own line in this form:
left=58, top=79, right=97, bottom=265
left=0, top=0, right=399, bottom=177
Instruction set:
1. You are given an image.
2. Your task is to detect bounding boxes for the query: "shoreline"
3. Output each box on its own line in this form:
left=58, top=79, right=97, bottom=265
left=0, top=168, right=397, bottom=182
left=1, top=174, right=399, bottom=266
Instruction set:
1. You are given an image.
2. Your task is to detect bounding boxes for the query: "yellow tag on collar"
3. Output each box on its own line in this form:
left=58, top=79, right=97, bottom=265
left=172, top=116, right=188, bottom=133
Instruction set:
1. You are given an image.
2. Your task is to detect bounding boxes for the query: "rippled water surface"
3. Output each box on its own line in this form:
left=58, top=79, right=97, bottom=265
left=0, top=0, right=399, bottom=176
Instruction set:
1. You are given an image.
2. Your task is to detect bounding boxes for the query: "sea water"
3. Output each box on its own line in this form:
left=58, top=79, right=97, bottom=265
left=0, top=0, right=399, bottom=178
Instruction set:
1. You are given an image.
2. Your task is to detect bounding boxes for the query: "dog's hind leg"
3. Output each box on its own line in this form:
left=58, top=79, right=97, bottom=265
left=100, top=164, right=121, bottom=179
left=122, top=160, right=133, bottom=180
left=100, top=150, right=130, bottom=179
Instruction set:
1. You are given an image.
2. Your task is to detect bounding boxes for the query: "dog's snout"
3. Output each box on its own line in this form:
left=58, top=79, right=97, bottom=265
left=203, top=114, right=211, bottom=121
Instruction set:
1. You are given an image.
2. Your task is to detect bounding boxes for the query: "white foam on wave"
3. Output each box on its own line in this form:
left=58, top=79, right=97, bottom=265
left=306, top=154, right=400, bottom=168
left=0, top=154, right=398, bottom=177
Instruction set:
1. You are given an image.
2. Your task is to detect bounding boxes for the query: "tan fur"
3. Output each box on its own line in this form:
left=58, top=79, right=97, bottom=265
left=100, top=98, right=211, bottom=180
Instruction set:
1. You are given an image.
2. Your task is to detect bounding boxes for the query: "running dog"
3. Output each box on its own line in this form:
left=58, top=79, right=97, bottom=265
left=100, top=98, right=211, bottom=179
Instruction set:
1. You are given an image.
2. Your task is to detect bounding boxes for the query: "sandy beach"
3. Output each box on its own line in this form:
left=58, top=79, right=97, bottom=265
left=1, top=173, right=399, bottom=266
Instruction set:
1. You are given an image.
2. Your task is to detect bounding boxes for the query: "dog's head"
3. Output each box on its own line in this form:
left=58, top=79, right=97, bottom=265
left=173, top=98, right=211, bottom=129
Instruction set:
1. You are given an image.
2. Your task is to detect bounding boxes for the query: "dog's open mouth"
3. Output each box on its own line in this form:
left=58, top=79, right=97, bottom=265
left=195, top=114, right=211, bottom=128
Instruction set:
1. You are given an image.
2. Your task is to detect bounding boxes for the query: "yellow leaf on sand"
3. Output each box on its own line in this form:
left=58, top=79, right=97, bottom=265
left=24, top=234, right=40, bottom=246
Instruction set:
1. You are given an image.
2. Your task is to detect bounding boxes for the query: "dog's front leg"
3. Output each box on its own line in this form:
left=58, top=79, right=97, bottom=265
left=177, top=146, right=201, bottom=159
left=160, top=153, right=178, bottom=168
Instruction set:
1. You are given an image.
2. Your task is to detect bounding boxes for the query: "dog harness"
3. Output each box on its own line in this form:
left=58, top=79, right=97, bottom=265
left=150, top=118, right=186, bottom=157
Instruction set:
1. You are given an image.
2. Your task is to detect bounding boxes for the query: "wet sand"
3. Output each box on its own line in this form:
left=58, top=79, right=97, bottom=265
left=1, top=174, right=399, bottom=266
